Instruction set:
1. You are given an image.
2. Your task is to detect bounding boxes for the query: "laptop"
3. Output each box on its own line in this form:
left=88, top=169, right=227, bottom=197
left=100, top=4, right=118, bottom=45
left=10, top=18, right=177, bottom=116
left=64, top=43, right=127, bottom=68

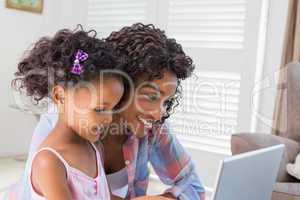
left=211, top=144, right=284, bottom=200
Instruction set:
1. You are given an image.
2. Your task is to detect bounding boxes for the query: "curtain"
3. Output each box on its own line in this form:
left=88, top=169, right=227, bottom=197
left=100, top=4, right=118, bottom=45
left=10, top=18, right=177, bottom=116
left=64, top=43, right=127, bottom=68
left=272, top=0, right=300, bottom=135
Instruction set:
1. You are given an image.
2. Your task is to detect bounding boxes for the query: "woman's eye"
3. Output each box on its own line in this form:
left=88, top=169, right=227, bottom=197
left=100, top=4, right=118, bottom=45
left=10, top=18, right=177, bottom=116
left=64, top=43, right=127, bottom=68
left=147, top=94, right=159, bottom=101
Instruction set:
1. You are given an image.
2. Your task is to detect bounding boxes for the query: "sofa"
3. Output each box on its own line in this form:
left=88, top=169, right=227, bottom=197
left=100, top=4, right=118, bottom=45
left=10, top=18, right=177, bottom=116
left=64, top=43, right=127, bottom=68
left=231, top=63, right=300, bottom=200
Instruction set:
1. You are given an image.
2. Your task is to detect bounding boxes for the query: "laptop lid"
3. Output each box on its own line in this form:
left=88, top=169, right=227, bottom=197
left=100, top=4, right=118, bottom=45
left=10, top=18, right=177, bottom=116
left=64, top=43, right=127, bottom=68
left=211, top=144, right=284, bottom=200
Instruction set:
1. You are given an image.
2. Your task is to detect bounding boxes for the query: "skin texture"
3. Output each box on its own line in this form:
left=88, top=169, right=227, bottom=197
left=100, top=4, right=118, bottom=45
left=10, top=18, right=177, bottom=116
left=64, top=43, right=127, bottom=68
left=31, top=77, right=124, bottom=200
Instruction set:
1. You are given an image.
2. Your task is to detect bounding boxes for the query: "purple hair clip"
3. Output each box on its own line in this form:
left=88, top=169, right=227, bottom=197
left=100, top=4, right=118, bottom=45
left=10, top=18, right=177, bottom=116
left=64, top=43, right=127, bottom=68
left=70, top=49, right=88, bottom=75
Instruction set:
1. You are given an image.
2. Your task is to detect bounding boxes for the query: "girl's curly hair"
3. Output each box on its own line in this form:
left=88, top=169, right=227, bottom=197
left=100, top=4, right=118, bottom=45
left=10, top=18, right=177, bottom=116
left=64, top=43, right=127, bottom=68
left=12, top=26, right=124, bottom=103
left=106, top=23, right=195, bottom=122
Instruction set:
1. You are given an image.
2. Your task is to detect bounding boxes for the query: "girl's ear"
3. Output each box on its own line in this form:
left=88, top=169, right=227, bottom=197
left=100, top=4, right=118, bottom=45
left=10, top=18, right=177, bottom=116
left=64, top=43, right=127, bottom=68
left=51, top=85, right=65, bottom=105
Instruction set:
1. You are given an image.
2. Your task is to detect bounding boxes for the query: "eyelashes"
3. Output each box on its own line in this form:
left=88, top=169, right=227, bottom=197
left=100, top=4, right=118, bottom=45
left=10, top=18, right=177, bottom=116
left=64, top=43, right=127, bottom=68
left=94, top=108, right=115, bottom=115
left=146, top=94, right=159, bottom=101
left=94, top=108, right=106, bottom=113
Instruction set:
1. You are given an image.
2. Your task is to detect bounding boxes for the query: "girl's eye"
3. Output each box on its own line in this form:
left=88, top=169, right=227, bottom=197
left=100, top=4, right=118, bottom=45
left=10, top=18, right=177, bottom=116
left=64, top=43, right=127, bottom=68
left=94, top=108, right=106, bottom=113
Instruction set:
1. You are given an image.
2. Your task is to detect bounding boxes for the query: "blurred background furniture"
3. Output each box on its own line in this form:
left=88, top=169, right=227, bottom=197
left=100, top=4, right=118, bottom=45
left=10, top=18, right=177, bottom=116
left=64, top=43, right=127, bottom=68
left=231, top=62, right=300, bottom=200
left=232, top=133, right=300, bottom=200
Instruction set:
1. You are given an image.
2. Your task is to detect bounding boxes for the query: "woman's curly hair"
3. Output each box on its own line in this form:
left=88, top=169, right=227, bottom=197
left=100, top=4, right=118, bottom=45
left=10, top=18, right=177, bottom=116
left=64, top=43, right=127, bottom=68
left=106, top=23, right=195, bottom=122
left=12, top=26, right=124, bottom=103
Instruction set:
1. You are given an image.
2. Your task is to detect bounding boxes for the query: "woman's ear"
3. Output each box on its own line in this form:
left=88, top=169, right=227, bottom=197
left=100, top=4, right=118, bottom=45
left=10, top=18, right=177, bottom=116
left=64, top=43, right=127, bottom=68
left=51, top=85, right=65, bottom=105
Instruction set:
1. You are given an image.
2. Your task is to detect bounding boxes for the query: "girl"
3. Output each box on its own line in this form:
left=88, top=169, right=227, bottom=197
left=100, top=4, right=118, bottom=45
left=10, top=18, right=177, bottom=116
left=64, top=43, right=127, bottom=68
left=11, top=27, right=125, bottom=200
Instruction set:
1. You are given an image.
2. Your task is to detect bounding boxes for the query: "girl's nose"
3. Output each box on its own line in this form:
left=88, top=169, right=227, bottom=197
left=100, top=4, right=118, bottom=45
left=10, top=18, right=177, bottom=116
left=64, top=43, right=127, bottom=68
left=103, top=113, right=113, bottom=124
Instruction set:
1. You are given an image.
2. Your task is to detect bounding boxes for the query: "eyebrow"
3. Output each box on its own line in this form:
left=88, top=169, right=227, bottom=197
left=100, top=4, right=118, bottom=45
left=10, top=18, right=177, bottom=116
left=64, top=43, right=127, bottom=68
left=96, top=102, right=110, bottom=107
left=141, top=84, right=165, bottom=95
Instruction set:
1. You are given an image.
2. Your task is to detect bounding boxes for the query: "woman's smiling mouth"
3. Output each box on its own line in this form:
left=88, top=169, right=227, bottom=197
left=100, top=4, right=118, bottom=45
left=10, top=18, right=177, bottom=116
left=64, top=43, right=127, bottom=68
left=137, top=116, right=153, bottom=129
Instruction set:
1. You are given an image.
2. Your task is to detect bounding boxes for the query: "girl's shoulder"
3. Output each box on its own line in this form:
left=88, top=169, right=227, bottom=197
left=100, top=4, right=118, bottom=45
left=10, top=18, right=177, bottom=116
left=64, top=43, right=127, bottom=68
left=32, top=145, right=69, bottom=176
left=30, top=147, right=72, bottom=199
left=31, top=147, right=68, bottom=194
left=32, top=148, right=67, bottom=172
left=32, top=137, right=72, bottom=178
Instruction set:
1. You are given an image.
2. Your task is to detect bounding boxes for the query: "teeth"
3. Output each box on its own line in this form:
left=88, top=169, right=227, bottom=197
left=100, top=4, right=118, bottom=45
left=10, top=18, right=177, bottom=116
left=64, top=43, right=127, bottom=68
left=138, top=116, right=153, bottom=128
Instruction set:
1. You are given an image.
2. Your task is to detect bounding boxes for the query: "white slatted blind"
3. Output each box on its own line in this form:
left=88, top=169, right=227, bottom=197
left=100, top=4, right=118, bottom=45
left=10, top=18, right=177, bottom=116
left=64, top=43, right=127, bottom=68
left=165, top=0, right=247, bottom=144
left=170, top=70, right=240, bottom=135
left=160, top=0, right=263, bottom=154
left=168, top=70, right=241, bottom=154
left=167, top=0, right=246, bottom=49
left=87, top=0, right=148, bottom=37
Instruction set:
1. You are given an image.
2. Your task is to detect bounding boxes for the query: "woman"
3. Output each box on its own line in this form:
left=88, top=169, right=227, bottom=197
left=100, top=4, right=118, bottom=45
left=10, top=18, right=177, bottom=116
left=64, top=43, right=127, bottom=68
left=24, top=23, right=205, bottom=200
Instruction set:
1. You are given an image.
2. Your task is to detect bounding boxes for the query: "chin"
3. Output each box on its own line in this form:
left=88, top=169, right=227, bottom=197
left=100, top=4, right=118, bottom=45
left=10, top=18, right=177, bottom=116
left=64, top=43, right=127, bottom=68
left=136, top=131, right=147, bottom=138
left=87, top=134, right=100, bottom=143
left=126, top=118, right=150, bottom=138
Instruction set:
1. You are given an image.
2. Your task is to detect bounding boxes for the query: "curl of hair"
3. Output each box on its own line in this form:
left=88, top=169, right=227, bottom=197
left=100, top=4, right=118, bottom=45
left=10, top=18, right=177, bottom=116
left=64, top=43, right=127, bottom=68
left=106, top=23, right=195, bottom=123
left=12, top=26, right=125, bottom=103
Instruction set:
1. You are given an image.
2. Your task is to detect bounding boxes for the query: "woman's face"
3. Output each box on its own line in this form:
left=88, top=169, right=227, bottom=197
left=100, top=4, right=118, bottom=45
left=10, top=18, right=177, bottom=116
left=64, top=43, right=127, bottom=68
left=62, top=77, right=124, bottom=143
left=119, top=70, right=178, bottom=138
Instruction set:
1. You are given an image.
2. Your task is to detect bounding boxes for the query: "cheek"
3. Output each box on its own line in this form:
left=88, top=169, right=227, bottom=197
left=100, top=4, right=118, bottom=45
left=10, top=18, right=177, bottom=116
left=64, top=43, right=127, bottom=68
left=119, top=104, right=137, bottom=123
left=64, top=101, right=92, bottom=126
left=73, top=113, right=102, bottom=136
left=74, top=100, right=91, bottom=111
left=72, top=90, right=92, bottom=111
left=123, top=99, right=139, bottom=115
left=72, top=113, right=90, bottom=131
left=85, top=112, right=104, bottom=125
left=135, top=99, right=158, bottom=113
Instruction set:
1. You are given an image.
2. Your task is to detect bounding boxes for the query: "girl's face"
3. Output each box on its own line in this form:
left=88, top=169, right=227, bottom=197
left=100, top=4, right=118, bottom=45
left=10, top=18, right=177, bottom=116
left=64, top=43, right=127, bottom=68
left=61, top=77, right=124, bottom=143
left=119, top=70, right=178, bottom=138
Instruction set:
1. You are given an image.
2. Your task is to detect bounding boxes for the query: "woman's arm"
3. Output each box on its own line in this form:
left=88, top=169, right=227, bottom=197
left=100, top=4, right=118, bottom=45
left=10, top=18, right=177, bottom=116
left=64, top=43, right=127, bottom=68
left=29, top=108, right=58, bottom=157
left=20, top=107, right=59, bottom=199
left=31, top=151, right=72, bottom=200
left=149, top=124, right=205, bottom=200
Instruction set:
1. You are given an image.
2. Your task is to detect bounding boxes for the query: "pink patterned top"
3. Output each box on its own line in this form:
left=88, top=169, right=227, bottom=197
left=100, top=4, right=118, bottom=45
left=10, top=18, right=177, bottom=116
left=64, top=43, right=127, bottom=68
left=28, top=143, right=110, bottom=200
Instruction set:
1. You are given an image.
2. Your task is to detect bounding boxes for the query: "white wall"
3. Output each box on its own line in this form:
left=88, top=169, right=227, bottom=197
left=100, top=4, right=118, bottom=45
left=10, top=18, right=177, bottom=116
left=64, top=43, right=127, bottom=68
left=0, top=0, right=88, bottom=156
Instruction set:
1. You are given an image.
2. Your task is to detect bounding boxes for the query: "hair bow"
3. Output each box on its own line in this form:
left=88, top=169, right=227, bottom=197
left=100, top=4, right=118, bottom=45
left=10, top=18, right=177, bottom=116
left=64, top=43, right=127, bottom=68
left=70, top=49, right=88, bottom=75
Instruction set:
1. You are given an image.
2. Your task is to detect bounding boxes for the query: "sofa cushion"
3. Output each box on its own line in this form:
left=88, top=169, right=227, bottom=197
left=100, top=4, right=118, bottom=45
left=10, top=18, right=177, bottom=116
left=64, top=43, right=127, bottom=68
left=272, top=183, right=300, bottom=200
left=231, top=133, right=300, bottom=182
left=272, top=191, right=300, bottom=200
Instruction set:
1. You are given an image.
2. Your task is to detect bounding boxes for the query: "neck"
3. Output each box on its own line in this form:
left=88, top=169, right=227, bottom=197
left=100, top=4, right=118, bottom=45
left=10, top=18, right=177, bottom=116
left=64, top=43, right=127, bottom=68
left=51, top=115, right=87, bottom=145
